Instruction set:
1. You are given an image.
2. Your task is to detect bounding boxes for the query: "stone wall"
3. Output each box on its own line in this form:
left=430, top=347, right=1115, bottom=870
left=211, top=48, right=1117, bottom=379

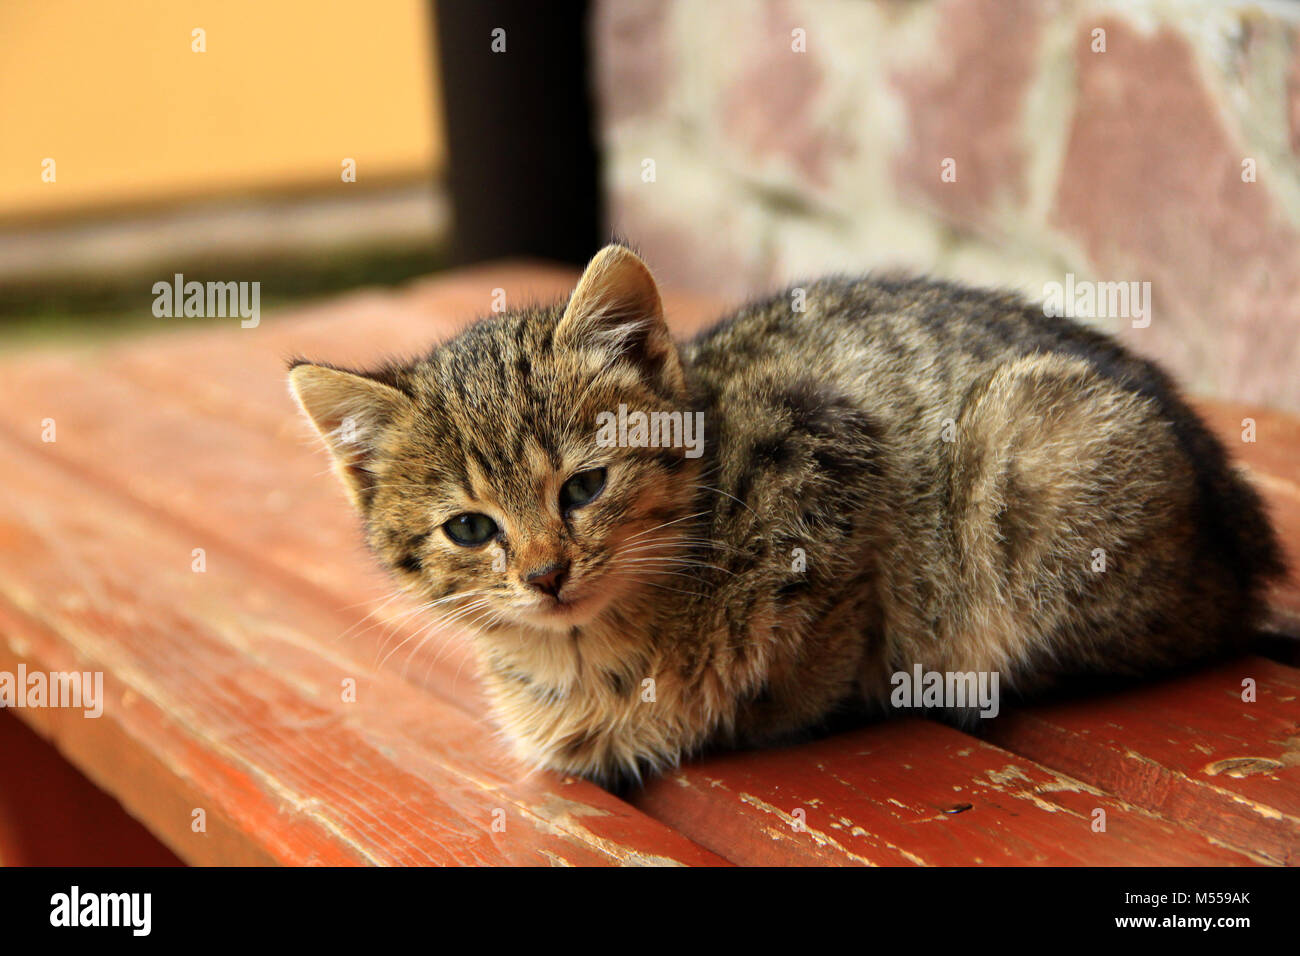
left=592, top=0, right=1300, bottom=411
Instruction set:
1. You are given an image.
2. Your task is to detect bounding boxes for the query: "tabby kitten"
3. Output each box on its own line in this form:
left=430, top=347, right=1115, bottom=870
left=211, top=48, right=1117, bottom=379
left=289, top=244, right=1285, bottom=784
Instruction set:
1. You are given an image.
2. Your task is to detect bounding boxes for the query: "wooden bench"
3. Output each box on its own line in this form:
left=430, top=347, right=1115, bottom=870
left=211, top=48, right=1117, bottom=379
left=0, top=263, right=1296, bottom=865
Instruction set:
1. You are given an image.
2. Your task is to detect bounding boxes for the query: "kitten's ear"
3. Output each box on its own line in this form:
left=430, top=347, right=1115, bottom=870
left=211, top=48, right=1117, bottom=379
left=287, top=363, right=409, bottom=509
left=555, top=244, right=684, bottom=394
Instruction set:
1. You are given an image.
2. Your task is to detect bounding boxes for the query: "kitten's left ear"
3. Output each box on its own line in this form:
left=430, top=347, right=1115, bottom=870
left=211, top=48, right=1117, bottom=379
left=555, top=244, right=684, bottom=394
left=287, top=363, right=410, bottom=509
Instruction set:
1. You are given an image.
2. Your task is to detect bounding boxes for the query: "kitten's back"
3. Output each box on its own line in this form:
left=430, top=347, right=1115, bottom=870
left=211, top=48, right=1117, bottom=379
left=686, top=274, right=1285, bottom=682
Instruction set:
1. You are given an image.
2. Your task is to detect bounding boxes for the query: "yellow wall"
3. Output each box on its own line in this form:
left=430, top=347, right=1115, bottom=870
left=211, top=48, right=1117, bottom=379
left=0, top=0, right=443, bottom=221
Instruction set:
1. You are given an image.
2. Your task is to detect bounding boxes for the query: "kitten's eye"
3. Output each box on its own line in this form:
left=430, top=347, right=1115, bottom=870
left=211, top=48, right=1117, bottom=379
left=443, top=513, right=498, bottom=547
left=559, top=468, right=607, bottom=512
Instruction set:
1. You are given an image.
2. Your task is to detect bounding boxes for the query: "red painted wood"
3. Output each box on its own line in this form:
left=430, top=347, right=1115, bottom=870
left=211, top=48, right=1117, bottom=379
left=982, top=657, right=1300, bottom=865
left=0, top=431, right=725, bottom=866
left=632, top=718, right=1262, bottom=866
left=0, top=353, right=485, bottom=711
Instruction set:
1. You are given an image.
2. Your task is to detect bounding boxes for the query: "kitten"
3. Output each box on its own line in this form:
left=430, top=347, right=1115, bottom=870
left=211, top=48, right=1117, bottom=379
left=289, top=243, right=1285, bottom=785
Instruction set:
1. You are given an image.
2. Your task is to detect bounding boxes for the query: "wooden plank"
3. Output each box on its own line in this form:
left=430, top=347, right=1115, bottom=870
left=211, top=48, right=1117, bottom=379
left=0, top=601, right=336, bottom=866
left=631, top=718, right=1262, bottom=865
left=0, top=430, right=727, bottom=866
left=0, top=352, right=488, bottom=712
left=982, top=657, right=1300, bottom=866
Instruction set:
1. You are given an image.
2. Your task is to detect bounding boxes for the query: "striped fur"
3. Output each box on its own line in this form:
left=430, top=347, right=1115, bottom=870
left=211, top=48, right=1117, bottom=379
left=289, top=244, right=1286, bottom=785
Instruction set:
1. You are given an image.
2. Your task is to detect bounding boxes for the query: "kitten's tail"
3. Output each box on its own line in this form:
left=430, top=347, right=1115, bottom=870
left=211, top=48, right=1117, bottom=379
left=1181, top=412, right=1289, bottom=634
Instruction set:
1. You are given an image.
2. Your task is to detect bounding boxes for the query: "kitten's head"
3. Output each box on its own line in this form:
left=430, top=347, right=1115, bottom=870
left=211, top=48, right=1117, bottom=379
left=289, top=244, right=699, bottom=634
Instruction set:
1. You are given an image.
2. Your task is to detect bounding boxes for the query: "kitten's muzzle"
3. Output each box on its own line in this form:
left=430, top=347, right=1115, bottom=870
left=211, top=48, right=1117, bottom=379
left=524, top=560, right=571, bottom=599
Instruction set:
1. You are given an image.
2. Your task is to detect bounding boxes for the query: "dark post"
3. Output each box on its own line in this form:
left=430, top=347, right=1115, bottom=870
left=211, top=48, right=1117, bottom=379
left=433, top=0, right=603, bottom=266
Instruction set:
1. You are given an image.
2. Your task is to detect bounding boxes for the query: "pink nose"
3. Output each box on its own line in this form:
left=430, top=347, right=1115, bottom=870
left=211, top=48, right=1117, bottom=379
left=525, top=561, right=570, bottom=598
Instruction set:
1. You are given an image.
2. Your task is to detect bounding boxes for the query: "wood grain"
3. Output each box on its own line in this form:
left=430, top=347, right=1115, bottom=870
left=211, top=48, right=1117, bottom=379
left=0, top=430, right=725, bottom=866
left=632, top=718, right=1263, bottom=866
left=982, top=657, right=1300, bottom=865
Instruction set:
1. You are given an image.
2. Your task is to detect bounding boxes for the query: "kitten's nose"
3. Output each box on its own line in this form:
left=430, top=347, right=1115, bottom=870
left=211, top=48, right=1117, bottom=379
left=524, top=561, right=570, bottom=598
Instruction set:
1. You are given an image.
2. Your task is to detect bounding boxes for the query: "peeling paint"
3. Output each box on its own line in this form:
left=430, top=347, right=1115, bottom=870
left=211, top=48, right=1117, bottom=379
left=1203, top=756, right=1284, bottom=778
left=737, top=792, right=886, bottom=865
left=528, top=795, right=686, bottom=867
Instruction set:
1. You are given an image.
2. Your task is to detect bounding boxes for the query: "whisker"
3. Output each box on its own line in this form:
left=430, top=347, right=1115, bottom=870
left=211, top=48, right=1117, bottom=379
left=623, top=510, right=710, bottom=543
left=690, top=482, right=761, bottom=519
left=614, top=555, right=736, bottom=576
left=378, top=598, right=491, bottom=671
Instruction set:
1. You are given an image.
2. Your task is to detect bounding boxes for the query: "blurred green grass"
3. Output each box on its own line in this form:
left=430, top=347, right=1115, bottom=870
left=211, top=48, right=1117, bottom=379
left=0, top=240, right=447, bottom=350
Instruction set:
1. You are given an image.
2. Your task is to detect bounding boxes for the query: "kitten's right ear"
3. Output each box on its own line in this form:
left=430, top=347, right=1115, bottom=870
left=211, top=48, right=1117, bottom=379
left=287, top=363, right=409, bottom=509
left=555, top=244, right=684, bottom=395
